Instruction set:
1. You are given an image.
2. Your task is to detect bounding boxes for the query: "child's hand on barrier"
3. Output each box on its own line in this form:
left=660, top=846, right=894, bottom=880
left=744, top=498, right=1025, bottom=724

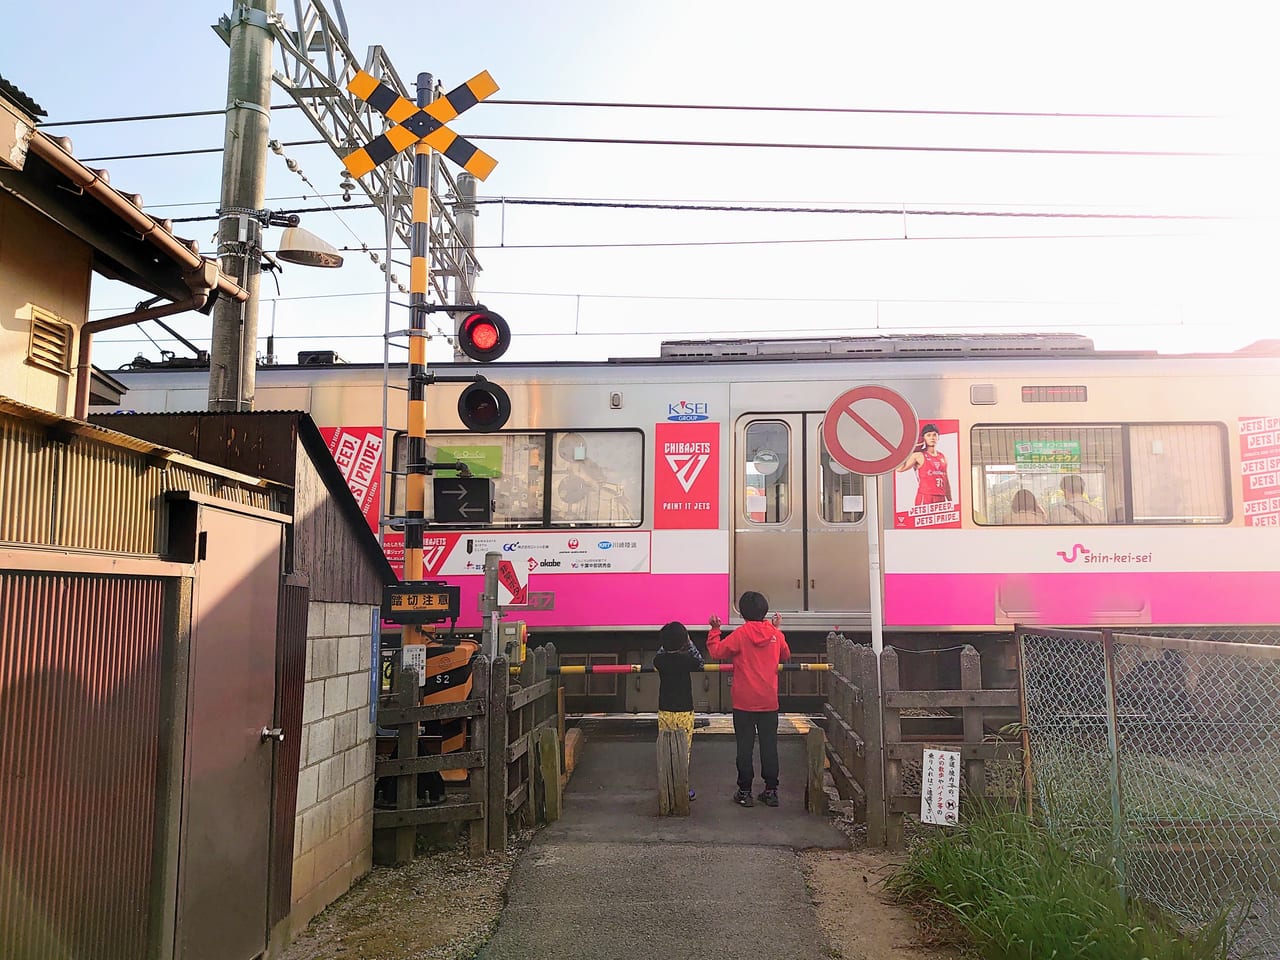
left=708, top=614, right=721, bottom=630
left=769, top=611, right=782, bottom=628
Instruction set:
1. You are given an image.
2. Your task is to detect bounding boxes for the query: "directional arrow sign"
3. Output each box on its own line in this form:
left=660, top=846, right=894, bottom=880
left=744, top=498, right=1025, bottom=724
left=432, top=477, right=494, bottom=524
left=497, top=558, right=529, bottom=606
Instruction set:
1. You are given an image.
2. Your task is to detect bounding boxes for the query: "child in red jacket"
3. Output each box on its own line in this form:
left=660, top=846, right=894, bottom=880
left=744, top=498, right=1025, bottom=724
left=707, top=590, right=790, bottom=807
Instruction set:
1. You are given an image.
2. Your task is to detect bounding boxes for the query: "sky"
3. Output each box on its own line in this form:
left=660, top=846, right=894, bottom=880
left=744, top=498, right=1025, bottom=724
left=4, top=1, right=1279, bottom=371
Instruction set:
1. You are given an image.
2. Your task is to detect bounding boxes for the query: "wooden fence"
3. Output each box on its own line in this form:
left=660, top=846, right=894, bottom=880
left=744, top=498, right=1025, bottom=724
left=373, top=643, right=564, bottom=863
left=823, top=634, right=885, bottom=843
left=824, top=634, right=1022, bottom=848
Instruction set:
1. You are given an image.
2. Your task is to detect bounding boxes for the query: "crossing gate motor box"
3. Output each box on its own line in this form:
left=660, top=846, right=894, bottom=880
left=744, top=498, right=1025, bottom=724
left=501, top=621, right=527, bottom=665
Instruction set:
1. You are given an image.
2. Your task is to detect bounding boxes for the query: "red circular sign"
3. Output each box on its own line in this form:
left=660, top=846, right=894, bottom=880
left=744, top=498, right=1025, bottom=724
left=822, top=385, right=919, bottom=475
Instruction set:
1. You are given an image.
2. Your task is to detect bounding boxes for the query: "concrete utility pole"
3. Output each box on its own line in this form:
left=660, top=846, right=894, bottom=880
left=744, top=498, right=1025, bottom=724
left=209, top=0, right=276, bottom=411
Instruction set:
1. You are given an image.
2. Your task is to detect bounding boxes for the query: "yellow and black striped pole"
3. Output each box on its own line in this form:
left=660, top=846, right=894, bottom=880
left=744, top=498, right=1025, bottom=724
left=402, top=70, right=435, bottom=590
left=342, top=64, right=501, bottom=801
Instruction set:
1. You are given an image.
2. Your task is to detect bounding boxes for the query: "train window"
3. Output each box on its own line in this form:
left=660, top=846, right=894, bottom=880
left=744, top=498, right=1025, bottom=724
left=818, top=435, right=865, bottom=523
left=1128, top=423, right=1229, bottom=524
left=548, top=431, right=642, bottom=527
left=394, top=433, right=547, bottom=525
left=971, top=425, right=1124, bottom=525
left=971, top=423, right=1230, bottom=526
left=393, top=430, right=643, bottom=528
left=743, top=420, right=790, bottom=524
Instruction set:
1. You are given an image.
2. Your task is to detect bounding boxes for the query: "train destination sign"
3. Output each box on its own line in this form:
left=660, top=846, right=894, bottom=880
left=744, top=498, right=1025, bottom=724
left=822, top=385, right=919, bottom=476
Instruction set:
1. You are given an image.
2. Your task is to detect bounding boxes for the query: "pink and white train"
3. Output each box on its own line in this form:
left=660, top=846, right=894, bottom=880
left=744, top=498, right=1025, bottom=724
left=101, top=332, right=1280, bottom=708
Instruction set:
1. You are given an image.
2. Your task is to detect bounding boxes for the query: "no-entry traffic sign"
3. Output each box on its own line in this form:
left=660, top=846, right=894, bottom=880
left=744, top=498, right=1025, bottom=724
left=822, top=385, right=919, bottom=476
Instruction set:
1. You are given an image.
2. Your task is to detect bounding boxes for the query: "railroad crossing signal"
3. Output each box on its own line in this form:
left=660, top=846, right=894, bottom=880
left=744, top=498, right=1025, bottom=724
left=342, top=69, right=500, bottom=180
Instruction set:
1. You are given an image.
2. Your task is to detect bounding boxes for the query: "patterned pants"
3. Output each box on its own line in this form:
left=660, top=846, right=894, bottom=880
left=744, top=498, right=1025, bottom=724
left=657, top=709, right=694, bottom=766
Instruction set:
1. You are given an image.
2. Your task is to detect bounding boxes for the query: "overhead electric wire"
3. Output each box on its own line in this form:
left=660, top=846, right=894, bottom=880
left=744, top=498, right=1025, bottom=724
left=44, top=99, right=1214, bottom=127
left=487, top=98, right=1214, bottom=120
left=90, top=287, right=1164, bottom=311
left=168, top=198, right=1225, bottom=225
left=468, top=230, right=1198, bottom=252
left=79, top=133, right=1227, bottom=165
left=474, top=198, right=1227, bottom=220
left=468, top=133, right=1223, bottom=158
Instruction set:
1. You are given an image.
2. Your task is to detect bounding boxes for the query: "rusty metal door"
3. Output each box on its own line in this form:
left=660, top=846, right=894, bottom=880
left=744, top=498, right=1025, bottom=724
left=177, top=505, right=284, bottom=960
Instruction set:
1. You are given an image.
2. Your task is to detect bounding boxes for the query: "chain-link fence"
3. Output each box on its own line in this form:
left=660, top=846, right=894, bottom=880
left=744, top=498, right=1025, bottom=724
left=1019, top=627, right=1280, bottom=958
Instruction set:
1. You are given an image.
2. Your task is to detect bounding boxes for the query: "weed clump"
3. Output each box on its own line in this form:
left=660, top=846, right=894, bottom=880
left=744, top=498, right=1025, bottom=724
left=885, top=810, right=1238, bottom=960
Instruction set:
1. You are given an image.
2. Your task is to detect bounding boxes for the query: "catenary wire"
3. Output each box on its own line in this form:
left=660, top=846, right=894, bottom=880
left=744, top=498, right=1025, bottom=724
left=76, top=134, right=1232, bottom=165
left=168, top=199, right=1226, bottom=224
left=88, top=271, right=1192, bottom=316
left=43, top=99, right=1215, bottom=127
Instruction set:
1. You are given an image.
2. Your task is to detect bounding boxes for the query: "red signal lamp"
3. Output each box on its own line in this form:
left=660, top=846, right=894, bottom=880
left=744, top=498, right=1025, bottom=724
left=457, top=309, right=510, bottom=362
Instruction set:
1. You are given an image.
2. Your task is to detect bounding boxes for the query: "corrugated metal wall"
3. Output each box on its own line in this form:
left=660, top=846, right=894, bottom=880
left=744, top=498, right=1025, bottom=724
left=0, top=414, right=56, bottom=543
left=0, top=571, right=167, bottom=960
left=0, top=413, right=282, bottom=553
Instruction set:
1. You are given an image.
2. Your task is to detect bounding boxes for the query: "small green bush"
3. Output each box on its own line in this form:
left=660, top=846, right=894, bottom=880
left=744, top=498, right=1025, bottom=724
left=885, top=810, right=1238, bottom=960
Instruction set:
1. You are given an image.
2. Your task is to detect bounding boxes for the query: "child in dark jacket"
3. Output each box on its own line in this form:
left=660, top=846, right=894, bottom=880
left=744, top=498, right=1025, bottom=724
left=653, top=621, right=704, bottom=800
left=707, top=590, right=790, bottom=807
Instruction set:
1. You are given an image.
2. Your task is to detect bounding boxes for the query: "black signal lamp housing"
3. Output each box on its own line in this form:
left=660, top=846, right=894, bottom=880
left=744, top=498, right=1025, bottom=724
left=458, top=378, right=511, bottom=432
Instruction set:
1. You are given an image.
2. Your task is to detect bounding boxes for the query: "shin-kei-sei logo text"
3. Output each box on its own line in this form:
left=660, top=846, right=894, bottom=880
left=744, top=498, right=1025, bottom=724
left=1056, top=543, right=1153, bottom=564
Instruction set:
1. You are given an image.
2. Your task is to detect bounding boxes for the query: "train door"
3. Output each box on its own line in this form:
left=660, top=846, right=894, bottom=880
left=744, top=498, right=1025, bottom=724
left=733, top=415, right=870, bottom=617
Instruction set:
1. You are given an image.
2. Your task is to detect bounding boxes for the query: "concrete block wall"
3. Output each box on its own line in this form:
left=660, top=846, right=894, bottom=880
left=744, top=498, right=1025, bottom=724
left=288, top=601, right=377, bottom=937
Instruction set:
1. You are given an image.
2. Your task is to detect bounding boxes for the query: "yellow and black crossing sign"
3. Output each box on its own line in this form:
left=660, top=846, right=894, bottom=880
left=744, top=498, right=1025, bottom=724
left=343, top=69, right=499, bottom=180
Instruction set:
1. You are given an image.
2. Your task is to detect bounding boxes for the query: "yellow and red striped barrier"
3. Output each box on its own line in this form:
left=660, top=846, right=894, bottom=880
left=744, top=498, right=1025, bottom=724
left=510, top=663, right=830, bottom=675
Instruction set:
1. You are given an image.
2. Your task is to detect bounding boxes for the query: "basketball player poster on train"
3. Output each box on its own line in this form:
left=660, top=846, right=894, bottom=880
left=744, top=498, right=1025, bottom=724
left=893, top=418, right=961, bottom=529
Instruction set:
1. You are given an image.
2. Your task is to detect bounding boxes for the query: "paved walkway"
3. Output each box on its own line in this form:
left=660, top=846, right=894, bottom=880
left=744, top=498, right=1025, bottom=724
left=477, top=719, right=849, bottom=960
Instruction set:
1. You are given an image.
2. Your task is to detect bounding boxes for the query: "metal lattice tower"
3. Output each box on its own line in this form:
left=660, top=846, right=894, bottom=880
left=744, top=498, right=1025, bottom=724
left=214, top=0, right=482, bottom=309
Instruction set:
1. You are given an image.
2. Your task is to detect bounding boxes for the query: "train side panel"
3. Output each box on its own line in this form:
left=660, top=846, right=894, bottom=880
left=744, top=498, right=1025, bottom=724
left=101, top=351, right=1280, bottom=636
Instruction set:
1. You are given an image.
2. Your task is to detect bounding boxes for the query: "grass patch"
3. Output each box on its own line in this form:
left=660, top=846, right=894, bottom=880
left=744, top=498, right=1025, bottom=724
left=885, top=809, right=1240, bottom=960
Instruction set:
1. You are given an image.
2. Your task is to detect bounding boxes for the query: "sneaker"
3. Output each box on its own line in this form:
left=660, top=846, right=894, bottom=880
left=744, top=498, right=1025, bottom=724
left=757, top=788, right=779, bottom=807
left=688, top=789, right=697, bottom=801
left=733, top=788, right=754, bottom=807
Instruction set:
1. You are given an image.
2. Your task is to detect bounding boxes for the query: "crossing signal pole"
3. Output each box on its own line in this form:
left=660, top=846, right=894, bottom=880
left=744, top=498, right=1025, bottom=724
left=342, top=63, right=505, bottom=801
left=343, top=67, right=502, bottom=580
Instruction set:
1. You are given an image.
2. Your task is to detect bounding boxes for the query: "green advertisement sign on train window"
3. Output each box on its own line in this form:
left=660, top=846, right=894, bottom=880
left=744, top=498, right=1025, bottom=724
left=1014, top=440, right=1080, bottom=473
left=433, top=445, right=504, bottom=478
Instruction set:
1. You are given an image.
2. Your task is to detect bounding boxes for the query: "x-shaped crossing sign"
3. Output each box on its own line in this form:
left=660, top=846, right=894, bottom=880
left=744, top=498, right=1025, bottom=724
left=342, top=69, right=499, bottom=180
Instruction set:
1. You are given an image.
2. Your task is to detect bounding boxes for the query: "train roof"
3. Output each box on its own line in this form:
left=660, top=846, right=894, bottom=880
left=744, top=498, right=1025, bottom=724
left=113, top=332, right=1280, bottom=375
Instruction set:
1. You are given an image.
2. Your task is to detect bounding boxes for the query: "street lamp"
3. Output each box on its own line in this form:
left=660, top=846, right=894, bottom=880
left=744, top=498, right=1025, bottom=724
left=276, top=224, right=344, bottom=268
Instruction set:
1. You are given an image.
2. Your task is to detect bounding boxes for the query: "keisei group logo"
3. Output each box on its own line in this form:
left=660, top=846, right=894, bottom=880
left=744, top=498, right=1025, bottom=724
left=667, top=400, right=709, bottom=422
left=1056, top=543, right=1091, bottom=563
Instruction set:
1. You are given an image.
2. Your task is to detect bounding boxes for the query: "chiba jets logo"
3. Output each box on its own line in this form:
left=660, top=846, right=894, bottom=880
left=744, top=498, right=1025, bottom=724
left=422, top=539, right=451, bottom=573
left=667, top=400, right=709, bottom=422
left=665, top=451, right=710, bottom=493
left=655, top=421, right=718, bottom=530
